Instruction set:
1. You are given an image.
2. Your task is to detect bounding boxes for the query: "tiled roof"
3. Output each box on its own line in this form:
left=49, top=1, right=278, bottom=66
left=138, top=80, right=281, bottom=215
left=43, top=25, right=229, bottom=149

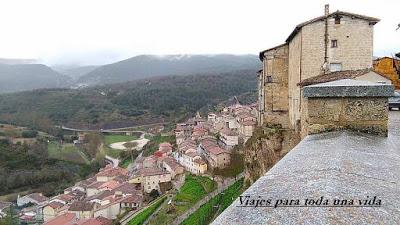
left=76, top=216, right=113, bottom=225
left=99, top=180, right=121, bottom=190
left=26, top=193, right=48, bottom=203
left=194, top=158, right=207, bottom=165
left=87, top=181, right=106, bottom=189
left=139, top=167, right=169, bottom=177
left=46, top=201, right=65, bottom=210
left=207, top=146, right=230, bottom=155
left=113, top=183, right=139, bottom=195
left=86, top=190, right=114, bottom=201
left=162, top=157, right=183, bottom=171
left=121, top=195, right=142, bottom=204
left=43, top=213, right=76, bottom=225
left=96, top=166, right=128, bottom=177
left=69, top=201, right=95, bottom=212
left=297, top=69, right=379, bottom=87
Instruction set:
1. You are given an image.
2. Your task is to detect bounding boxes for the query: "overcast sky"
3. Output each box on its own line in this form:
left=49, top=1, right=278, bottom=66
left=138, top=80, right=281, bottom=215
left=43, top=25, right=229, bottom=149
left=0, top=0, right=399, bottom=66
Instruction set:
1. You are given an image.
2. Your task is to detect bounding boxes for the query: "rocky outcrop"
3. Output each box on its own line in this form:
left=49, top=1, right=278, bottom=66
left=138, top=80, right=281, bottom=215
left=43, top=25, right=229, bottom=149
left=243, top=125, right=300, bottom=186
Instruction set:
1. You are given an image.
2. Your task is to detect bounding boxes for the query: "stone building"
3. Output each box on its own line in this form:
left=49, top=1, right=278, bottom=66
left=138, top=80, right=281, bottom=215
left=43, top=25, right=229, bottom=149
left=258, top=43, right=289, bottom=128
left=373, top=57, right=400, bottom=90
left=259, top=5, right=381, bottom=131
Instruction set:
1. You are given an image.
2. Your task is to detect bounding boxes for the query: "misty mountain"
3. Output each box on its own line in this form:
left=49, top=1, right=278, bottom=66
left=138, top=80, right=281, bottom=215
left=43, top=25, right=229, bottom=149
left=52, top=65, right=100, bottom=80
left=77, top=54, right=260, bottom=85
left=0, top=58, right=38, bottom=65
left=0, top=64, right=72, bottom=93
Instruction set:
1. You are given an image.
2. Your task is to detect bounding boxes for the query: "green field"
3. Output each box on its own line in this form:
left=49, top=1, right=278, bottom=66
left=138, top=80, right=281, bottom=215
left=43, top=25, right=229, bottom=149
left=147, top=175, right=216, bottom=225
left=48, top=142, right=89, bottom=164
left=181, top=178, right=244, bottom=225
left=120, top=158, right=131, bottom=168
left=128, top=196, right=167, bottom=225
left=104, top=134, right=138, bottom=146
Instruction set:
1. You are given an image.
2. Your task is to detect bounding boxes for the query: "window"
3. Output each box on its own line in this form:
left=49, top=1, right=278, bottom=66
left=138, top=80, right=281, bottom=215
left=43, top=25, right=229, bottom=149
left=331, top=40, right=338, bottom=48
left=334, top=17, right=341, bottom=24
left=330, top=63, right=342, bottom=72
left=266, top=76, right=272, bottom=83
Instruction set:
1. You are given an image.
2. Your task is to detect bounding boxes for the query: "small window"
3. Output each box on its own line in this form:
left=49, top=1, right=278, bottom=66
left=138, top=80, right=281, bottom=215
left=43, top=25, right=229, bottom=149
left=266, top=76, right=272, bottom=83
left=331, top=40, right=338, bottom=48
left=330, top=63, right=342, bottom=72
left=334, top=17, right=341, bottom=24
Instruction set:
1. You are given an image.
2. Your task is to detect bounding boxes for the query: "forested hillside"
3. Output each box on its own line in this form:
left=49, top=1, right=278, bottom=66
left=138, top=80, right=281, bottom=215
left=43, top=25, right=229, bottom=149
left=78, top=54, right=259, bottom=85
left=0, top=64, right=72, bottom=93
left=0, top=69, right=257, bottom=133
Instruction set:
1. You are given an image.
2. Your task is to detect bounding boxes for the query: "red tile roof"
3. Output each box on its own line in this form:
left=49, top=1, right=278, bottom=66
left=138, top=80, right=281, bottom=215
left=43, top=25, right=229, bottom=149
left=138, top=167, right=169, bottom=177
left=43, top=213, right=76, bottom=225
left=46, top=201, right=65, bottom=210
left=69, top=201, right=95, bottom=212
left=96, top=166, right=128, bottom=178
left=76, top=217, right=112, bottom=225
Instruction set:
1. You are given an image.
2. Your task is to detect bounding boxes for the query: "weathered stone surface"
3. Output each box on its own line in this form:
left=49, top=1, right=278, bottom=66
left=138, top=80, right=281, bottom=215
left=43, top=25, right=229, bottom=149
left=212, top=112, right=400, bottom=225
left=302, top=96, right=389, bottom=137
left=303, top=79, right=394, bottom=97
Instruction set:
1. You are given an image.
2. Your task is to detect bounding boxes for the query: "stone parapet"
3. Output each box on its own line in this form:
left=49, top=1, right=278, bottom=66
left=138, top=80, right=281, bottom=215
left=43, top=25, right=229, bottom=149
left=301, top=79, right=393, bottom=137
left=303, top=79, right=394, bottom=97
left=212, top=130, right=400, bottom=225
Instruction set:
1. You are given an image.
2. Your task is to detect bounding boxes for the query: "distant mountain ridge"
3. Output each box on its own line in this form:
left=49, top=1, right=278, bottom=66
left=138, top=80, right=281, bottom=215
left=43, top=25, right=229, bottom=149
left=0, top=58, right=38, bottom=65
left=52, top=65, right=100, bottom=80
left=77, top=54, right=260, bottom=85
left=0, top=63, right=72, bottom=93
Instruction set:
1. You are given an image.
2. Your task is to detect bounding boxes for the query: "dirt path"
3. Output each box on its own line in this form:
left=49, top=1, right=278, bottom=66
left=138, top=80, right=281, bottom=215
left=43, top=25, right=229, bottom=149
left=109, top=132, right=150, bottom=150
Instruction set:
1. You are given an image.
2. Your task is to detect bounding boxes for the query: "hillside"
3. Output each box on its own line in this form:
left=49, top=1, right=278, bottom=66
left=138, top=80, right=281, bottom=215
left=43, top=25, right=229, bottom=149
left=0, top=69, right=257, bottom=133
left=78, top=54, right=259, bottom=85
left=52, top=65, right=100, bottom=80
left=0, top=64, right=72, bottom=93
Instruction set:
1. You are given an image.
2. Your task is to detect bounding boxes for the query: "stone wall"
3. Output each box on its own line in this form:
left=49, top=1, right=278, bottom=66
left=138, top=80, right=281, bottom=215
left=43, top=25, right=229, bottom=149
left=301, top=97, right=388, bottom=137
left=243, top=126, right=300, bottom=185
left=262, top=44, right=290, bottom=128
left=288, top=30, right=302, bottom=130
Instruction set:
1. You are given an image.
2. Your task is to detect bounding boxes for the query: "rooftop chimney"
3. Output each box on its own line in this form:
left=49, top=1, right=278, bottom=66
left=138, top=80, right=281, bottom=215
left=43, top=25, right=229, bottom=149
left=325, top=4, right=329, bottom=16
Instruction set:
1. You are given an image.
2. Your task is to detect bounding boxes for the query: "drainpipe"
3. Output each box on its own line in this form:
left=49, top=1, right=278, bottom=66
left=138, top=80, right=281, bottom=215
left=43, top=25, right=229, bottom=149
left=323, top=4, right=329, bottom=73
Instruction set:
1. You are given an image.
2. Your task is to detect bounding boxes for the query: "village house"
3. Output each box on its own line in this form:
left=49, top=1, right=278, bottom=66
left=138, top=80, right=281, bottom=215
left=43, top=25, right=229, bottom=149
left=173, top=149, right=208, bottom=175
left=17, top=192, right=49, bottom=207
left=96, top=165, right=129, bottom=182
left=219, top=128, right=239, bottom=149
left=158, top=156, right=184, bottom=178
left=198, top=138, right=231, bottom=169
left=238, top=120, right=257, bottom=142
left=68, top=201, right=96, bottom=219
left=258, top=5, right=385, bottom=133
left=129, top=167, right=172, bottom=194
left=43, top=201, right=68, bottom=222
left=373, top=56, right=400, bottom=89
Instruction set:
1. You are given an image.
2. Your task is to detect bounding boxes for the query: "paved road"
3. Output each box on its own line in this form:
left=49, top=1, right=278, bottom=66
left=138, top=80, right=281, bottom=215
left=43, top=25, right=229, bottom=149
left=389, top=111, right=400, bottom=146
left=105, top=155, right=119, bottom=167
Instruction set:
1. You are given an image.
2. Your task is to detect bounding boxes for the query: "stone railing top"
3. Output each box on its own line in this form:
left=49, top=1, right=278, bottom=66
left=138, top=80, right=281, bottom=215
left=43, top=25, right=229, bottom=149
left=212, top=130, right=400, bottom=225
left=303, top=79, right=394, bottom=97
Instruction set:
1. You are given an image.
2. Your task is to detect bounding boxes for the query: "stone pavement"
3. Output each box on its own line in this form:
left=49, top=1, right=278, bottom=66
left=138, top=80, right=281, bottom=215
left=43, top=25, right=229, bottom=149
left=212, top=111, right=400, bottom=225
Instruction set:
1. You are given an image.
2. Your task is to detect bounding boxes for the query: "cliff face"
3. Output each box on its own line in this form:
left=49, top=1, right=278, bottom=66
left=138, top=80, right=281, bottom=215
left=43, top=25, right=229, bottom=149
left=244, top=125, right=300, bottom=185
